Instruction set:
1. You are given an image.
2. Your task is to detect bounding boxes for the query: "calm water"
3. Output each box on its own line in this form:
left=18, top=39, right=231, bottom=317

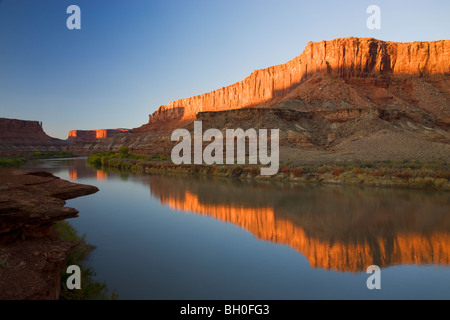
left=23, top=158, right=450, bottom=299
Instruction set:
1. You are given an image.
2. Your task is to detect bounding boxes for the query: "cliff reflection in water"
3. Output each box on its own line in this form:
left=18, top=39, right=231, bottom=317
left=146, top=176, right=449, bottom=273
left=71, top=162, right=449, bottom=273
left=70, top=167, right=107, bottom=181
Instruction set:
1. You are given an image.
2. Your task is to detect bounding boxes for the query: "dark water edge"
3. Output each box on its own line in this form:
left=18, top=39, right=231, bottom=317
left=22, top=158, right=450, bottom=299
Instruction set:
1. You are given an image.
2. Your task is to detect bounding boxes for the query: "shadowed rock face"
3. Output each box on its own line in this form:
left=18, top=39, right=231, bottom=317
left=0, top=168, right=98, bottom=300
left=148, top=38, right=450, bottom=124
left=0, top=118, right=69, bottom=155
left=0, top=168, right=99, bottom=236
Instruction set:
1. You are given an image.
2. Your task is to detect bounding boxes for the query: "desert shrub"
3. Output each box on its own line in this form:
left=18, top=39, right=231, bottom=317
left=434, top=171, right=450, bottom=180
left=119, top=147, right=129, bottom=157
left=148, top=155, right=167, bottom=161
left=30, top=152, right=75, bottom=159
left=231, top=165, right=243, bottom=177
left=395, top=172, right=412, bottom=180
left=410, top=177, right=435, bottom=188
left=0, top=157, right=27, bottom=168
left=434, top=178, right=448, bottom=188
left=422, top=162, right=440, bottom=170
left=318, top=164, right=332, bottom=172
left=54, top=221, right=115, bottom=300
left=362, top=162, right=374, bottom=168
left=370, top=171, right=385, bottom=177
left=281, top=166, right=290, bottom=174
left=217, top=166, right=228, bottom=174
left=87, top=154, right=103, bottom=168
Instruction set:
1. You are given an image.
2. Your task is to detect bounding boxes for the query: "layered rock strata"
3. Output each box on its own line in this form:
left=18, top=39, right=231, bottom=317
left=148, top=38, right=449, bottom=124
left=0, top=118, right=69, bottom=155
left=68, top=129, right=129, bottom=143
left=0, top=168, right=98, bottom=299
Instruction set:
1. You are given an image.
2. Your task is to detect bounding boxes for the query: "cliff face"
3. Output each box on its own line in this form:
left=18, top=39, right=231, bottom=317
left=0, top=118, right=69, bottom=155
left=68, top=129, right=128, bottom=143
left=148, top=38, right=449, bottom=124
left=63, top=37, right=450, bottom=162
left=0, top=118, right=46, bottom=139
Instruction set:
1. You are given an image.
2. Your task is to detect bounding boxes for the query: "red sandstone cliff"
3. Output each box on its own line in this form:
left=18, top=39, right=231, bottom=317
left=0, top=168, right=99, bottom=299
left=148, top=38, right=449, bottom=124
left=0, top=118, right=46, bottom=140
left=0, top=118, right=69, bottom=155
left=68, top=129, right=129, bottom=143
left=61, top=37, right=450, bottom=161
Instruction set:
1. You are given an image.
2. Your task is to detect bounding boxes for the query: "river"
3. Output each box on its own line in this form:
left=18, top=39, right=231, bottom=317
left=22, top=158, right=450, bottom=299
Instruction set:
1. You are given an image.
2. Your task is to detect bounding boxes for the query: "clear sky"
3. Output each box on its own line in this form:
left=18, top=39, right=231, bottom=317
left=0, top=0, right=449, bottom=139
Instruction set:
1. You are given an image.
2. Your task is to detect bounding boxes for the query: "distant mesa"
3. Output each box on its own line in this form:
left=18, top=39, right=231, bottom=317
left=68, top=128, right=129, bottom=143
left=0, top=117, right=69, bottom=156
left=0, top=118, right=130, bottom=155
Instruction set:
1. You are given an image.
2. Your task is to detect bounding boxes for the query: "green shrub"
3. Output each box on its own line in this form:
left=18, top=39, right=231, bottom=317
left=119, top=147, right=129, bottom=157
left=0, top=157, right=27, bottom=168
left=231, top=165, right=243, bottom=177
left=53, top=221, right=116, bottom=300
left=87, top=154, right=103, bottom=168
left=30, top=152, right=76, bottom=159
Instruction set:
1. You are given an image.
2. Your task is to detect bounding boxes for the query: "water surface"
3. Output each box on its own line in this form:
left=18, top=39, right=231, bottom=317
left=23, top=158, right=450, bottom=299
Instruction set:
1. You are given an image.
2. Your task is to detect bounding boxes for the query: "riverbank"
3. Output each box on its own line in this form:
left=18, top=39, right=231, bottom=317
left=54, top=220, right=115, bottom=300
left=0, top=167, right=100, bottom=299
left=0, top=152, right=78, bottom=168
left=88, top=150, right=450, bottom=191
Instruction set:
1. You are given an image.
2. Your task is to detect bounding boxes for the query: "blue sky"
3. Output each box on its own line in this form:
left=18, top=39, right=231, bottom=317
left=1, top=0, right=449, bottom=139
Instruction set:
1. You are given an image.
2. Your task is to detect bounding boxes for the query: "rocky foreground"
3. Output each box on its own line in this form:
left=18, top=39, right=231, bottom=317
left=0, top=168, right=98, bottom=299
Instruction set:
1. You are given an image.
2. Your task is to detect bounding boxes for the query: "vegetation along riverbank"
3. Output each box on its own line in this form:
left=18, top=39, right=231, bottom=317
left=88, top=148, right=450, bottom=191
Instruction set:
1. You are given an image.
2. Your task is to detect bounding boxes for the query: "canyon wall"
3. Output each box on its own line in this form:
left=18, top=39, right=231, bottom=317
left=0, top=118, right=45, bottom=140
left=68, top=129, right=128, bottom=142
left=0, top=118, right=68, bottom=155
left=148, top=37, right=450, bottom=124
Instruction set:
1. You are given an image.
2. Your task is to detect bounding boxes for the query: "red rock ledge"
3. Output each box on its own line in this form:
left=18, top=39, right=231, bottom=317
left=0, top=168, right=98, bottom=300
